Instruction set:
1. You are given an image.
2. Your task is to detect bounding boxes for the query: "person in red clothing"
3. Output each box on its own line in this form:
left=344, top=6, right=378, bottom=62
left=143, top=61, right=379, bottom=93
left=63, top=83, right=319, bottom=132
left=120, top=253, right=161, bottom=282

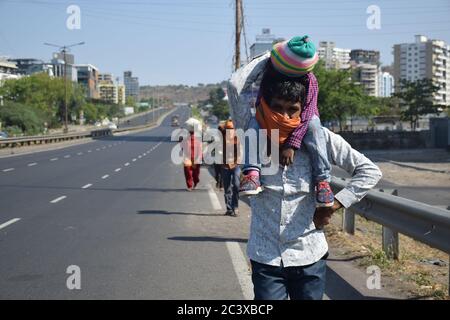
left=182, top=119, right=203, bottom=191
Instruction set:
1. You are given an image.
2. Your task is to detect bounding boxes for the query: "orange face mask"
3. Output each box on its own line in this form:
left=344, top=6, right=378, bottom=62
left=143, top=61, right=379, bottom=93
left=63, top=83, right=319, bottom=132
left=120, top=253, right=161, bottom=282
left=255, top=98, right=301, bottom=145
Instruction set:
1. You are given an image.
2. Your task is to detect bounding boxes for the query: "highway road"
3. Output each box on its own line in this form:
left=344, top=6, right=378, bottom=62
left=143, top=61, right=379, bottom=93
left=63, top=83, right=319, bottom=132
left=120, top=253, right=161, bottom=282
left=0, top=106, right=249, bottom=299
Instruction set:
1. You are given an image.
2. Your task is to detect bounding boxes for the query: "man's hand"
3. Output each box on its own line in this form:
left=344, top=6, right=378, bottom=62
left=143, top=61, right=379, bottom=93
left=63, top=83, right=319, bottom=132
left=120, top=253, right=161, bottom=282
left=313, top=200, right=342, bottom=229
left=280, top=147, right=295, bottom=166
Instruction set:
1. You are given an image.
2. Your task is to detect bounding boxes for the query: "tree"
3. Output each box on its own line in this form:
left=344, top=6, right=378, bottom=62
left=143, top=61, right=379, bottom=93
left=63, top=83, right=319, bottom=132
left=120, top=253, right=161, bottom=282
left=394, top=78, right=443, bottom=131
left=208, top=87, right=229, bottom=120
left=314, top=62, right=378, bottom=131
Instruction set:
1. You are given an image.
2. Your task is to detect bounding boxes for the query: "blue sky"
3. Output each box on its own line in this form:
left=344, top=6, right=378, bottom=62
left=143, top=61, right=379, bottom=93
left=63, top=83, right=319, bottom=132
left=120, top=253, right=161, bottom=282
left=1, top=0, right=449, bottom=86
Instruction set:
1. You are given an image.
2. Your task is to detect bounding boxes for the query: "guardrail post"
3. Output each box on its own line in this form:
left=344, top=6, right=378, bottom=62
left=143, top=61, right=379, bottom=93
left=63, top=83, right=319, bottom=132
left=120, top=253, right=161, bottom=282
left=342, top=208, right=355, bottom=235
left=380, top=189, right=399, bottom=260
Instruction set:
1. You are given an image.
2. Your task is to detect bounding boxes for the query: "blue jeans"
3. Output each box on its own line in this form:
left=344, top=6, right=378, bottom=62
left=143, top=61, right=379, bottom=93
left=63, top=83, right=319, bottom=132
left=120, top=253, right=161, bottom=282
left=221, top=166, right=240, bottom=212
left=251, top=255, right=327, bottom=300
left=243, top=115, right=331, bottom=182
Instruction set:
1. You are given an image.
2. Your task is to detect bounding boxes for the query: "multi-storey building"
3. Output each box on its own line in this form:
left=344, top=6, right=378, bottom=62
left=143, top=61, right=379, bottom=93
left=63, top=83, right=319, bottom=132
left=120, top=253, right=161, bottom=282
left=318, top=41, right=351, bottom=70
left=393, top=35, right=449, bottom=106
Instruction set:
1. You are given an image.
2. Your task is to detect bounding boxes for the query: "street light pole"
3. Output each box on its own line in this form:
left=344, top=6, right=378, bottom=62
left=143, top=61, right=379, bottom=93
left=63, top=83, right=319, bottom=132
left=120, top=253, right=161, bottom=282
left=44, top=42, right=85, bottom=133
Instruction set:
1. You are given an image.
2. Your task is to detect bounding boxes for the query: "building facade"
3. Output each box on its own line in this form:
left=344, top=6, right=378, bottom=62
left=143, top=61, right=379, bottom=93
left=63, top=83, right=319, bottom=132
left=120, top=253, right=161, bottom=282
left=117, top=84, right=126, bottom=105
left=124, top=71, right=139, bottom=102
left=98, top=73, right=118, bottom=104
left=352, top=63, right=379, bottom=97
left=8, top=58, right=54, bottom=77
left=350, top=49, right=380, bottom=66
left=250, top=28, right=277, bottom=60
left=75, top=64, right=100, bottom=99
left=318, top=41, right=351, bottom=70
left=51, top=52, right=78, bottom=82
left=379, top=72, right=395, bottom=97
left=393, top=35, right=449, bottom=106
left=0, top=60, right=20, bottom=84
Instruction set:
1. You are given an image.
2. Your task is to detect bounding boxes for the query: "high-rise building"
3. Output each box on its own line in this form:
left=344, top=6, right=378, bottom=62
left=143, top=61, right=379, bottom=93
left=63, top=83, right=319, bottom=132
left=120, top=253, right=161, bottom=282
left=250, top=28, right=277, bottom=60
left=379, top=72, right=395, bottom=97
left=124, top=71, right=139, bottom=102
left=318, top=41, right=351, bottom=70
left=350, top=49, right=380, bottom=66
left=393, top=35, right=449, bottom=106
left=75, top=64, right=99, bottom=99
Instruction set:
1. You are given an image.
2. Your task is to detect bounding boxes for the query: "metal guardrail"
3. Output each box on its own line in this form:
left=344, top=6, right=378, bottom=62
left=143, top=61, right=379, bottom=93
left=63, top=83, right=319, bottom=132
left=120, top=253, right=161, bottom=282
left=331, top=177, right=450, bottom=254
left=0, top=129, right=112, bottom=149
left=331, top=176, right=450, bottom=294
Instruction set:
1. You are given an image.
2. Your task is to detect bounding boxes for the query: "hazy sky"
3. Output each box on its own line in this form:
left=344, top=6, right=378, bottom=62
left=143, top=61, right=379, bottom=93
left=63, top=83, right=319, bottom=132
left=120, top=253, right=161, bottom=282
left=1, top=0, right=449, bottom=86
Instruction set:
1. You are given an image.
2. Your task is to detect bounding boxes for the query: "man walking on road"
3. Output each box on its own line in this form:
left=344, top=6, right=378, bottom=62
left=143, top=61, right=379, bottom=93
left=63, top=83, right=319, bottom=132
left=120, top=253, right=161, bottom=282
left=227, top=53, right=382, bottom=300
left=221, top=120, right=241, bottom=216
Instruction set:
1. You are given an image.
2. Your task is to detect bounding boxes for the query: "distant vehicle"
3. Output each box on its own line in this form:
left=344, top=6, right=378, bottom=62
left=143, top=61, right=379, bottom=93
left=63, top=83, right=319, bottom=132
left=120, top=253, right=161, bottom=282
left=94, top=121, right=102, bottom=127
left=171, top=115, right=180, bottom=127
left=108, top=123, right=117, bottom=130
left=0, top=132, right=8, bottom=139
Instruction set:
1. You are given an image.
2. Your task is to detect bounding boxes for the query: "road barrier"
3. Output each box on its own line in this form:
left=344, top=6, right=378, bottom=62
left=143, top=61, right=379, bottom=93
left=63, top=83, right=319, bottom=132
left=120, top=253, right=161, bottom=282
left=331, top=176, right=450, bottom=294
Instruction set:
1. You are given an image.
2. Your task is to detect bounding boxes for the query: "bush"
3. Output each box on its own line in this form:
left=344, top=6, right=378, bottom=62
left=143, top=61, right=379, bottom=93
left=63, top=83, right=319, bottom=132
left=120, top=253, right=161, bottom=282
left=0, top=102, right=46, bottom=135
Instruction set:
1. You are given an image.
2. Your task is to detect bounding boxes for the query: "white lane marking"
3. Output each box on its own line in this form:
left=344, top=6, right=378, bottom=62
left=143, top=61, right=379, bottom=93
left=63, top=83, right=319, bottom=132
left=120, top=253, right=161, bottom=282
left=50, top=196, right=67, bottom=204
left=0, top=218, right=21, bottom=231
left=138, top=155, right=142, bottom=158
left=208, top=186, right=223, bottom=211
left=50, top=158, right=58, bottom=161
left=88, top=150, right=92, bottom=153
left=115, top=168, right=121, bottom=172
left=77, top=152, right=83, bottom=155
left=102, top=147, right=106, bottom=149
left=28, top=163, right=37, bottom=167
left=226, top=242, right=253, bottom=300
left=82, top=184, right=92, bottom=189
left=2, top=168, right=14, bottom=172
left=102, top=175, right=109, bottom=179
left=64, top=155, right=71, bottom=158
left=132, top=159, right=137, bottom=162
left=124, top=163, right=130, bottom=167
left=96, top=148, right=100, bottom=151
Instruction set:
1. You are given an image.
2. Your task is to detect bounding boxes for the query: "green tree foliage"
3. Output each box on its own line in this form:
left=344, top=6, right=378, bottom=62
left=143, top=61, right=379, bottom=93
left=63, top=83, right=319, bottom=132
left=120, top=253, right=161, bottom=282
left=0, top=73, right=125, bottom=133
left=314, top=61, right=379, bottom=131
left=208, top=87, right=229, bottom=120
left=0, top=102, right=45, bottom=135
left=393, top=78, right=443, bottom=131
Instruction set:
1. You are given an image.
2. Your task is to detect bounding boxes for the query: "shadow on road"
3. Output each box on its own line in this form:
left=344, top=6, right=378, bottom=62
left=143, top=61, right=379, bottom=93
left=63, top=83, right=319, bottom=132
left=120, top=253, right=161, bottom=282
left=96, top=136, right=172, bottom=143
left=167, top=236, right=247, bottom=243
left=137, top=210, right=222, bottom=217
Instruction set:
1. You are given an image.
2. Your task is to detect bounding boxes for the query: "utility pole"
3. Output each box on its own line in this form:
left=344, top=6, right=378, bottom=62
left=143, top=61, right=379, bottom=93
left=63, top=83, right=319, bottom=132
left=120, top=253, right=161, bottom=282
left=234, top=0, right=242, bottom=71
left=44, top=42, right=84, bottom=133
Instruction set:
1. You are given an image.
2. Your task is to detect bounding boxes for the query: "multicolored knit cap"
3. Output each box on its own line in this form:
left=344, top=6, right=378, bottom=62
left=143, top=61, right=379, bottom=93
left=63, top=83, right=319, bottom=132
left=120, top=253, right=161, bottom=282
left=270, top=35, right=319, bottom=77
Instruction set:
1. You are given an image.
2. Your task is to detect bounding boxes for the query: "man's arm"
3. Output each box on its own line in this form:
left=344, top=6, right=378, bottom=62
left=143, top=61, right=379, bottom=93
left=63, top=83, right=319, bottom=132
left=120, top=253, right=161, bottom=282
left=326, top=128, right=382, bottom=209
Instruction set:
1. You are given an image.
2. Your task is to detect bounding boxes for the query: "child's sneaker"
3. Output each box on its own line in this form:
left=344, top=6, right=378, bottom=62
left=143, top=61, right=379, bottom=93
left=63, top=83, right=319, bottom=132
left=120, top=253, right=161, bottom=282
left=316, top=181, right=334, bottom=207
left=239, top=173, right=263, bottom=196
